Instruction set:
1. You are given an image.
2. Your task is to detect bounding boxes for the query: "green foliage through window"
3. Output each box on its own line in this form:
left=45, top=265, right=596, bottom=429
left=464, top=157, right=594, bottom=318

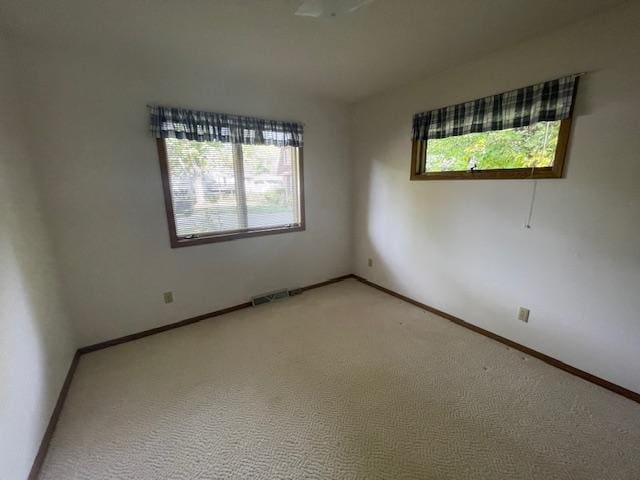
left=425, top=121, right=560, bottom=172
left=164, top=138, right=301, bottom=237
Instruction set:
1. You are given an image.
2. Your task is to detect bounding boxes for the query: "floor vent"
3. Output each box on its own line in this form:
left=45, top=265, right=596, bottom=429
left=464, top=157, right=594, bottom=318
left=252, top=289, right=290, bottom=306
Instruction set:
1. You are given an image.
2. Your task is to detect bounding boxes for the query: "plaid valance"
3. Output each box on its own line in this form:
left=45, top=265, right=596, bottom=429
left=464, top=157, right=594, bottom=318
left=150, top=106, right=303, bottom=147
left=412, top=75, right=578, bottom=141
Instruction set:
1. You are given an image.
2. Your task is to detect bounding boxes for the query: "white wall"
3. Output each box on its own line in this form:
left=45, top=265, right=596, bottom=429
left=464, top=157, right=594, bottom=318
left=352, top=3, right=640, bottom=392
left=0, top=36, right=77, bottom=480
left=2, top=3, right=637, bottom=477
left=14, top=45, right=353, bottom=347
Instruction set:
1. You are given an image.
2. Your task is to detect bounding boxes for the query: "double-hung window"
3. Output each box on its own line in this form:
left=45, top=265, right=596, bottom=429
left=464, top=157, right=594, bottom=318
left=151, top=106, right=305, bottom=247
left=410, top=75, right=579, bottom=180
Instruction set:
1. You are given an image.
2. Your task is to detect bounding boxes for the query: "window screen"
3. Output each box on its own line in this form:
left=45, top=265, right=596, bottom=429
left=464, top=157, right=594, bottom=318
left=161, top=138, right=303, bottom=245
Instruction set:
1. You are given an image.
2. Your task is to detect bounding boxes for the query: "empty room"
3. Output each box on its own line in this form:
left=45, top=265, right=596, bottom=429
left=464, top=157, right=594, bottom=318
left=1, top=0, right=640, bottom=478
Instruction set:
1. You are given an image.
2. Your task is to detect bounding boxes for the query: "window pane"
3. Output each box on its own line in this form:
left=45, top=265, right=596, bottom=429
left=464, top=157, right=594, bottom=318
left=242, top=144, right=300, bottom=229
left=164, top=139, right=301, bottom=238
left=425, top=120, right=561, bottom=172
left=165, top=138, right=241, bottom=236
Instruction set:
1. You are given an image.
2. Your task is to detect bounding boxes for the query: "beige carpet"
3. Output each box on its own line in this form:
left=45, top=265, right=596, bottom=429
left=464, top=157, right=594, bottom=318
left=39, top=279, right=640, bottom=479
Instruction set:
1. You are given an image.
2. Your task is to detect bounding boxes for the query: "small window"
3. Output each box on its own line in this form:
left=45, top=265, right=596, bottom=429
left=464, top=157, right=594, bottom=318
left=411, top=75, right=578, bottom=180
left=151, top=107, right=304, bottom=247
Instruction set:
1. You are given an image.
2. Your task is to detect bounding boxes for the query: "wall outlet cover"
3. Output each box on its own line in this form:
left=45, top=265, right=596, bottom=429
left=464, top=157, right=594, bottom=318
left=518, top=307, right=530, bottom=323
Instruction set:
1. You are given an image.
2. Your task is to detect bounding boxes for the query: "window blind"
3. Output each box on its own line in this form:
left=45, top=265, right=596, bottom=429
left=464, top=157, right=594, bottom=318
left=164, top=139, right=301, bottom=238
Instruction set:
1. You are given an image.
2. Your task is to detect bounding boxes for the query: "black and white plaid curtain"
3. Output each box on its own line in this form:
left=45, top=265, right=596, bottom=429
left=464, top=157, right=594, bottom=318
left=150, top=106, right=303, bottom=147
left=412, top=75, right=578, bottom=141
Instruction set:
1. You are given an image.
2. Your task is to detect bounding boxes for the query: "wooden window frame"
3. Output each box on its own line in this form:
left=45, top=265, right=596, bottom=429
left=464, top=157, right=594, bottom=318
left=156, top=138, right=306, bottom=248
left=410, top=117, right=573, bottom=181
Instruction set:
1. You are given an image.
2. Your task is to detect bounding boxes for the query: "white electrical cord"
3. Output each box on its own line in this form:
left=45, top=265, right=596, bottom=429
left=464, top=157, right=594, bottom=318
left=524, top=179, right=537, bottom=229
left=524, top=121, right=551, bottom=229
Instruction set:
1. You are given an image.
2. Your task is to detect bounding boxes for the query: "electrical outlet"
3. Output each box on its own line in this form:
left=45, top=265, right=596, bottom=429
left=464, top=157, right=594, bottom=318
left=367, top=258, right=373, bottom=267
left=163, top=291, right=174, bottom=304
left=517, top=307, right=529, bottom=323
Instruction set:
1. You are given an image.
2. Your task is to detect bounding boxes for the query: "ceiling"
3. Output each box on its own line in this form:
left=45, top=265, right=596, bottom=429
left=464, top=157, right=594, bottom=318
left=0, top=0, right=625, bottom=103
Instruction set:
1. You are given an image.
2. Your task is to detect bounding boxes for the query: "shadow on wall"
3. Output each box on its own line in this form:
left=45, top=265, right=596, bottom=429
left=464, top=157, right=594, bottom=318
left=360, top=146, right=543, bottom=324
left=0, top=128, right=76, bottom=478
left=356, top=72, right=640, bottom=391
left=361, top=151, right=465, bottom=296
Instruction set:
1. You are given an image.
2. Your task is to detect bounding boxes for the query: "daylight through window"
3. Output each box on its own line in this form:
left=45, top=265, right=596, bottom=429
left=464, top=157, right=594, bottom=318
left=161, top=138, right=303, bottom=245
left=150, top=106, right=305, bottom=247
left=425, top=120, right=561, bottom=173
left=411, top=75, right=578, bottom=180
